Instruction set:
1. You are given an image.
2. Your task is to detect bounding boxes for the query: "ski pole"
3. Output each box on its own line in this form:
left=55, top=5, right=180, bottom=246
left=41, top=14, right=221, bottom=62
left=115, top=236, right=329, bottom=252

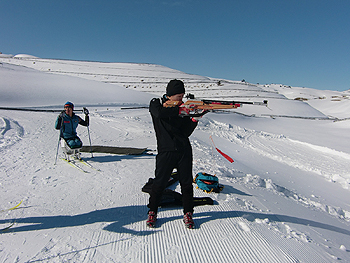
left=54, top=113, right=64, bottom=165
left=54, top=137, right=60, bottom=165
left=54, top=115, right=64, bottom=165
left=87, top=125, right=93, bottom=158
left=84, top=107, right=93, bottom=158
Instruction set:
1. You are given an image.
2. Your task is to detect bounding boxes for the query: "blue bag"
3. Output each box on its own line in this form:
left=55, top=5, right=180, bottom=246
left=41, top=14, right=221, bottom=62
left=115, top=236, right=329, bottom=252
left=194, top=172, right=223, bottom=193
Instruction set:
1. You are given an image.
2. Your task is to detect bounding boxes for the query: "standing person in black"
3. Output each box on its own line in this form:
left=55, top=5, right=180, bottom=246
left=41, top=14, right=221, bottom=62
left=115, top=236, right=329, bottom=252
left=147, top=79, right=199, bottom=229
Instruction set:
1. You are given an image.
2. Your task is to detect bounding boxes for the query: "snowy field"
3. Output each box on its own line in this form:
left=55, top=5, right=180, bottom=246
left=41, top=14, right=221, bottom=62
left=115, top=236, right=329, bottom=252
left=1, top=55, right=350, bottom=262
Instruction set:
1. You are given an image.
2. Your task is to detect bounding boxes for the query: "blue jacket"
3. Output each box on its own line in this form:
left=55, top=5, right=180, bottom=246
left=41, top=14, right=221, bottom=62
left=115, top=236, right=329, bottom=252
left=55, top=112, right=88, bottom=139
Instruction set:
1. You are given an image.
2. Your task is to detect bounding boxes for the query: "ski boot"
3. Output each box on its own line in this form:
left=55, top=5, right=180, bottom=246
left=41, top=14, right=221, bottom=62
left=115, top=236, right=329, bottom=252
left=73, top=150, right=81, bottom=160
left=183, top=212, right=195, bottom=229
left=146, top=211, right=157, bottom=228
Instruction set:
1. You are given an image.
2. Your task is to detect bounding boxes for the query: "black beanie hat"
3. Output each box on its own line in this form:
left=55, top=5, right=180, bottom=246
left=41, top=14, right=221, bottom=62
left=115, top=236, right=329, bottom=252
left=166, top=79, right=185, bottom=96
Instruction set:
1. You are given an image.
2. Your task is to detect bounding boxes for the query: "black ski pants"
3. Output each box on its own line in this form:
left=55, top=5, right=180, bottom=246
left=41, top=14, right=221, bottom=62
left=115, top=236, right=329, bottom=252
left=148, top=149, right=194, bottom=214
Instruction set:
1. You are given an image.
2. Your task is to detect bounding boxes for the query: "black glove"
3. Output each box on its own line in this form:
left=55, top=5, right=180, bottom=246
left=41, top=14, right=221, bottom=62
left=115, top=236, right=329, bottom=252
left=59, top=110, right=65, bottom=118
left=83, top=107, right=89, bottom=115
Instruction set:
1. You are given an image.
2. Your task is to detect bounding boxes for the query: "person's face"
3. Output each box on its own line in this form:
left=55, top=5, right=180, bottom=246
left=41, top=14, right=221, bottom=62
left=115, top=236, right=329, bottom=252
left=65, top=106, right=73, bottom=116
left=168, top=93, right=184, bottom=101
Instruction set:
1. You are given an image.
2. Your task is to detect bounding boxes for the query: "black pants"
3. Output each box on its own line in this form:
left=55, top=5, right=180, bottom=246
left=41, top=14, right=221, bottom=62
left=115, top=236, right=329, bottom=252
left=148, top=150, right=194, bottom=214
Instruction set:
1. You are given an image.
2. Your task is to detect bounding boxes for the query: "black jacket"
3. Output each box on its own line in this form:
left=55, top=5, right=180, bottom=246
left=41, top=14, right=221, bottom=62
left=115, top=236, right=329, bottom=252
left=149, top=97, right=197, bottom=152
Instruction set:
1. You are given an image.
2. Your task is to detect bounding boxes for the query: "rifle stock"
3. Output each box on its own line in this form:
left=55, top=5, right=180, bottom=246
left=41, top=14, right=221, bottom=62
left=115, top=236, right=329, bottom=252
left=164, top=99, right=267, bottom=109
left=164, top=96, right=268, bottom=117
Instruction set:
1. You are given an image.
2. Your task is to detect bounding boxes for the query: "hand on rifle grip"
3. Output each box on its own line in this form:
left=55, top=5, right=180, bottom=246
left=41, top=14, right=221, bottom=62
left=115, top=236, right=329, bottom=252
left=179, top=103, right=196, bottom=116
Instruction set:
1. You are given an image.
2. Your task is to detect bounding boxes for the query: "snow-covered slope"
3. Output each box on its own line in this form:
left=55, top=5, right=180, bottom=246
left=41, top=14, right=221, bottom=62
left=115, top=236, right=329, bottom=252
left=0, top=55, right=349, bottom=262
left=269, top=84, right=350, bottom=120
left=0, top=63, right=153, bottom=108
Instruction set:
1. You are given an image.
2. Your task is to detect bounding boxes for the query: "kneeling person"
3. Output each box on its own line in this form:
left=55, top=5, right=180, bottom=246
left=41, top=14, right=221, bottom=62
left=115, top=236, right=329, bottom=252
left=55, top=101, right=89, bottom=149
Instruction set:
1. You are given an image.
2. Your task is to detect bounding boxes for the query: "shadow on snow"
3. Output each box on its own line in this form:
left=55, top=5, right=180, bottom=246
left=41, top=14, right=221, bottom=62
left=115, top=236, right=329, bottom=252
left=1, top=205, right=349, bottom=237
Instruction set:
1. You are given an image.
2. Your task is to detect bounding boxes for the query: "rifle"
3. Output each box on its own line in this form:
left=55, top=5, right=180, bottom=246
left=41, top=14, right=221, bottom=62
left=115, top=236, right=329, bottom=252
left=164, top=93, right=268, bottom=117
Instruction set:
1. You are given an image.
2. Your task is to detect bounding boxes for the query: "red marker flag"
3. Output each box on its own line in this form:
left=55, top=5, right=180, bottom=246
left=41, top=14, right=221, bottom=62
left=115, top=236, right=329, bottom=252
left=210, top=136, right=234, bottom=163
left=215, top=147, right=234, bottom=163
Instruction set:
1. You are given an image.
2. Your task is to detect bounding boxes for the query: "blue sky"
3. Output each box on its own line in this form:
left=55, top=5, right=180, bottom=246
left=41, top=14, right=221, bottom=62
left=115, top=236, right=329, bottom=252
left=1, top=0, right=349, bottom=91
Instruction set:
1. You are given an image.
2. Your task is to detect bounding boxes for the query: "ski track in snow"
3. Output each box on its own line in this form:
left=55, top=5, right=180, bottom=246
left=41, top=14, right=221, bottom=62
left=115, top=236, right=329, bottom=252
left=20, top=201, right=330, bottom=263
left=194, top=118, right=350, bottom=221
left=198, top=118, right=350, bottom=190
left=0, top=116, right=24, bottom=149
left=0, top=109, right=348, bottom=262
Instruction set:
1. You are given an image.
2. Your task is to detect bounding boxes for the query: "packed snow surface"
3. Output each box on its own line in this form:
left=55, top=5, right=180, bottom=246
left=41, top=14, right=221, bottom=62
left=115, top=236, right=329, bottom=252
left=0, top=55, right=350, bottom=262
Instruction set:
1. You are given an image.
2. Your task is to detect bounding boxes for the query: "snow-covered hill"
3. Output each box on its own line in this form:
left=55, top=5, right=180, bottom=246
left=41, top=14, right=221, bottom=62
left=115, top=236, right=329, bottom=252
left=1, top=55, right=349, bottom=262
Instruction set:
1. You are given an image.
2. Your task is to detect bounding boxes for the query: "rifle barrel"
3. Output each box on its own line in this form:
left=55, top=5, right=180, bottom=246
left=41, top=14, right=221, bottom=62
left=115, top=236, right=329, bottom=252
left=201, top=99, right=267, bottom=106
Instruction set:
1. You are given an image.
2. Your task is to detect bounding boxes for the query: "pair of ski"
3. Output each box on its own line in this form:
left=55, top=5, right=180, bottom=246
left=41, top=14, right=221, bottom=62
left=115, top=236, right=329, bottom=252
left=60, top=158, right=101, bottom=173
left=0, top=200, right=22, bottom=232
